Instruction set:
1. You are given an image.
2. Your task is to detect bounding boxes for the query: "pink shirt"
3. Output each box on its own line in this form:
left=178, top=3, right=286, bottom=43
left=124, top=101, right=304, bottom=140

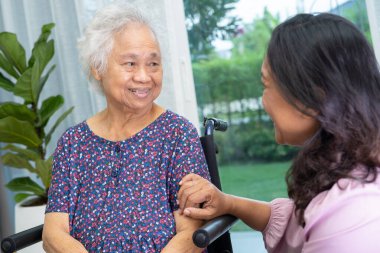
left=263, top=169, right=380, bottom=253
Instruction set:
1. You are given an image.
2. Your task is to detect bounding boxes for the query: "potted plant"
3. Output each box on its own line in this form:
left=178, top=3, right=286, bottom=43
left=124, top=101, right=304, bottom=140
left=0, top=23, right=74, bottom=207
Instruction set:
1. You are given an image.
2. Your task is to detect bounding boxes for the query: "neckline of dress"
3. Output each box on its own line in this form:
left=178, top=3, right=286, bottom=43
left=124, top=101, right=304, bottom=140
left=83, top=110, right=169, bottom=144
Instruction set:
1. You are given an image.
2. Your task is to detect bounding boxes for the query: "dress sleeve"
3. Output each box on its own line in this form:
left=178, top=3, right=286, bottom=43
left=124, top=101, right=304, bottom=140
left=302, top=188, right=380, bottom=253
left=45, top=133, right=71, bottom=213
left=167, top=123, right=210, bottom=211
left=263, top=198, right=304, bottom=253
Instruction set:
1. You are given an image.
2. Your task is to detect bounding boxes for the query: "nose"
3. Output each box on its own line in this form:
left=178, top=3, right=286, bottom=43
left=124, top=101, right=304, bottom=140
left=133, top=66, right=151, bottom=83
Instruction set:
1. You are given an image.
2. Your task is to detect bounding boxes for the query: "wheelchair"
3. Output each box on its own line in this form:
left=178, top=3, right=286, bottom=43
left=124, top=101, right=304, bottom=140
left=1, top=117, right=238, bottom=253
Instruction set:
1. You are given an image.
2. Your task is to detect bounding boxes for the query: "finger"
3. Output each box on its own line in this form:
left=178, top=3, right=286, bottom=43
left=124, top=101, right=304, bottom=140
left=178, top=180, right=205, bottom=212
left=178, top=180, right=195, bottom=206
left=180, top=186, right=210, bottom=211
left=183, top=207, right=215, bottom=220
left=179, top=173, right=201, bottom=185
left=178, top=175, right=204, bottom=207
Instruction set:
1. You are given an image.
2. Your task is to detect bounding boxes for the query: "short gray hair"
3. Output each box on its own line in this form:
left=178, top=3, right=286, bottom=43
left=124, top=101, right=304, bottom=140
left=77, top=2, right=159, bottom=92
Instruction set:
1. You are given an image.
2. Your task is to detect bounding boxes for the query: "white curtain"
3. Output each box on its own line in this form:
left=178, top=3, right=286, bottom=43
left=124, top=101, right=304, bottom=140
left=0, top=0, right=198, bottom=237
left=366, top=0, right=380, bottom=64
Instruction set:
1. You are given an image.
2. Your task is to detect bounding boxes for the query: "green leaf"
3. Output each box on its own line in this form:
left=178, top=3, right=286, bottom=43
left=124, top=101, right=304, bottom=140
left=0, top=102, right=36, bottom=123
left=13, top=68, right=33, bottom=102
left=14, top=193, right=34, bottom=203
left=0, top=52, right=19, bottom=78
left=14, top=59, right=46, bottom=104
left=36, top=157, right=52, bottom=189
left=38, top=64, right=55, bottom=97
left=37, top=23, right=55, bottom=44
left=29, top=40, right=54, bottom=74
left=31, top=59, right=41, bottom=103
left=28, top=23, right=55, bottom=67
left=0, top=116, right=41, bottom=148
left=1, top=152, right=35, bottom=172
left=0, top=32, right=27, bottom=73
left=0, top=71, right=15, bottom=92
left=38, top=95, right=64, bottom=127
left=45, top=106, right=74, bottom=146
left=1, top=144, right=40, bottom=160
left=5, top=177, right=45, bottom=196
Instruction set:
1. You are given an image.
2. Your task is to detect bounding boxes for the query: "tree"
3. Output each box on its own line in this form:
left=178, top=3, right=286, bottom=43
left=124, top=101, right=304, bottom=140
left=339, top=0, right=372, bottom=43
left=231, top=8, right=279, bottom=57
left=184, top=0, right=240, bottom=61
left=192, top=9, right=290, bottom=164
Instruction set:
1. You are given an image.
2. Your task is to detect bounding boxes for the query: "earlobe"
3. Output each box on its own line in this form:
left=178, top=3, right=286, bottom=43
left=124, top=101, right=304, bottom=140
left=299, top=109, right=318, bottom=119
left=296, top=103, right=319, bottom=118
left=91, top=67, right=101, bottom=80
left=304, top=107, right=319, bottom=118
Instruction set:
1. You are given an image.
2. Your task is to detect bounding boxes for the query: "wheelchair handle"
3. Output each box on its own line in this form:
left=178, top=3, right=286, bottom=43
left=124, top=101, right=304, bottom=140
left=1, top=225, right=43, bottom=253
left=203, top=117, right=228, bottom=136
left=193, top=215, right=238, bottom=248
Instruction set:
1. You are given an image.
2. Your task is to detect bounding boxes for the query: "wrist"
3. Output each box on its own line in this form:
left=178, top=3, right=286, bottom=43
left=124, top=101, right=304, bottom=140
left=222, top=193, right=235, bottom=215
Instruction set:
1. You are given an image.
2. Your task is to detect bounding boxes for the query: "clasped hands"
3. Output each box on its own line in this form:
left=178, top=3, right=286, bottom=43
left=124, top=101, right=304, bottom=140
left=178, top=173, right=232, bottom=220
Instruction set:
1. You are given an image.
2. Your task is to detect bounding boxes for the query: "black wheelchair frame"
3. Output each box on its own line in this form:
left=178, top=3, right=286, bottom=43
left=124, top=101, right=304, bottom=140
left=1, top=117, right=238, bottom=253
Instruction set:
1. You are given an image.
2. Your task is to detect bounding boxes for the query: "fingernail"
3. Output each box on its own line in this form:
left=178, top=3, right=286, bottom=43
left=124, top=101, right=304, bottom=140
left=184, top=209, right=190, bottom=216
left=179, top=180, right=182, bottom=185
left=176, top=199, right=179, bottom=205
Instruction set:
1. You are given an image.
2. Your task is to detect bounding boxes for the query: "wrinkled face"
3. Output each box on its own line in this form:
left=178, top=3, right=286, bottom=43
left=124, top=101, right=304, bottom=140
left=261, top=58, right=320, bottom=146
left=93, top=22, right=163, bottom=113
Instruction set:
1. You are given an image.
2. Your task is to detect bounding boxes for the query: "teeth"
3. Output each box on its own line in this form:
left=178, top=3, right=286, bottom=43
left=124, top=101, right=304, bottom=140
left=129, top=88, right=149, bottom=92
left=129, top=88, right=150, bottom=97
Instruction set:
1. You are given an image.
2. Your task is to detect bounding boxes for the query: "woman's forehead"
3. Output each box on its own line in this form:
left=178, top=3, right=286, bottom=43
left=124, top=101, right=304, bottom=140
left=112, top=23, right=160, bottom=53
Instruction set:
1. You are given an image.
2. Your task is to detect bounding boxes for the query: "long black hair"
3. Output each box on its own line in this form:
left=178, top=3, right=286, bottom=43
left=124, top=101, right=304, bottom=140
left=266, top=13, right=380, bottom=224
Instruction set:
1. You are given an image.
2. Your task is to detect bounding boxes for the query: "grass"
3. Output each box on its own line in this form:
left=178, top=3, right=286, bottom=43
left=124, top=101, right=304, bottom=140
left=218, top=161, right=291, bottom=231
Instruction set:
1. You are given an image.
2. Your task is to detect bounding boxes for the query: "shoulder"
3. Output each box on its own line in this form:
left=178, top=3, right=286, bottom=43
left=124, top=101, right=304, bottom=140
left=161, top=110, right=199, bottom=135
left=304, top=172, right=380, bottom=240
left=57, top=121, right=88, bottom=145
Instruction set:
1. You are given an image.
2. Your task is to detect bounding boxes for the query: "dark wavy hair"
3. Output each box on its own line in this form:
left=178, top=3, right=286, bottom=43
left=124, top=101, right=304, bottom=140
left=266, top=13, right=380, bottom=224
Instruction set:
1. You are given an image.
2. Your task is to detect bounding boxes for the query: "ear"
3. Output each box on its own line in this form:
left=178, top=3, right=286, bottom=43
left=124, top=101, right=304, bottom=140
left=91, top=67, right=101, bottom=81
left=300, top=107, right=319, bottom=118
left=294, top=101, right=319, bottom=118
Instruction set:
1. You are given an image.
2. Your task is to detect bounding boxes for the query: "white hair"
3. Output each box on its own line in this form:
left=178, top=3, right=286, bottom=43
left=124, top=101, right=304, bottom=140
left=77, top=2, right=159, bottom=92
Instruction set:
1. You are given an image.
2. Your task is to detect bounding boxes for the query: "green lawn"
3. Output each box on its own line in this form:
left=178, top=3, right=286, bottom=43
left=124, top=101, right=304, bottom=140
left=218, top=161, right=291, bottom=231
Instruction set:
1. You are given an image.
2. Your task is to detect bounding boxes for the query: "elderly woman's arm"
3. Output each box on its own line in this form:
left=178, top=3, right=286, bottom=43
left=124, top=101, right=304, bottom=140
left=42, top=213, right=88, bottom=253
left=161, top=210, right=204, bottom=253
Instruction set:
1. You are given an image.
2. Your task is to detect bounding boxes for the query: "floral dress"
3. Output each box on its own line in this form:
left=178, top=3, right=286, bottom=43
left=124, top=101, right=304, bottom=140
left=46, top=110, right=210, bottom=252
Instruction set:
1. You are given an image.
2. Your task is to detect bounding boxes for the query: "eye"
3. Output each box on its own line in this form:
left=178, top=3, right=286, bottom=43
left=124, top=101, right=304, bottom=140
left=122, top=62, right=135, bottom=67
left=148, top=62, right=160, bottom=67
left=121, top=62, right=136, bottom=71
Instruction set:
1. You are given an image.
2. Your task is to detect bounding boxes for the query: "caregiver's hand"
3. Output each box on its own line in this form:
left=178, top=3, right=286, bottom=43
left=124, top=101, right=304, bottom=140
left=178, top=173, right=232, bottom=219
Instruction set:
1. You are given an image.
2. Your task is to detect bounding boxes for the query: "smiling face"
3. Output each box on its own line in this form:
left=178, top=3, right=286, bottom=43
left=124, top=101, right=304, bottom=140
left=93, top=22, right=163, bottom=114
left=261, top=58, right=320, bottom=146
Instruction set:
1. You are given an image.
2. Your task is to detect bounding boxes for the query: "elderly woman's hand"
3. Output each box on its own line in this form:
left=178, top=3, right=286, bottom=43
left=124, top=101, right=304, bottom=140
left=178, top=173, right=231, bottom=220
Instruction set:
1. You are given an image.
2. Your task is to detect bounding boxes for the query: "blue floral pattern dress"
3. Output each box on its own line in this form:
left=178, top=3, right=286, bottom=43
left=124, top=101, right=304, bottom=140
left=46, top=110, right=210, bottom=252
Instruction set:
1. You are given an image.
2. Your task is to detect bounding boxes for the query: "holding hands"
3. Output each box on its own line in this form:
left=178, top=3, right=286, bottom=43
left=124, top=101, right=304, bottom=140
left=178, top=173, right=271, bottom=232
left=178, top=173, right=232, bottom=220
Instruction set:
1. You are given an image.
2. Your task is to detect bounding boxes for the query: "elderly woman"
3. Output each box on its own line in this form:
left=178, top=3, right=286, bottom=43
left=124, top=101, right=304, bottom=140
left=42, top=3, right=208, bottom=253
